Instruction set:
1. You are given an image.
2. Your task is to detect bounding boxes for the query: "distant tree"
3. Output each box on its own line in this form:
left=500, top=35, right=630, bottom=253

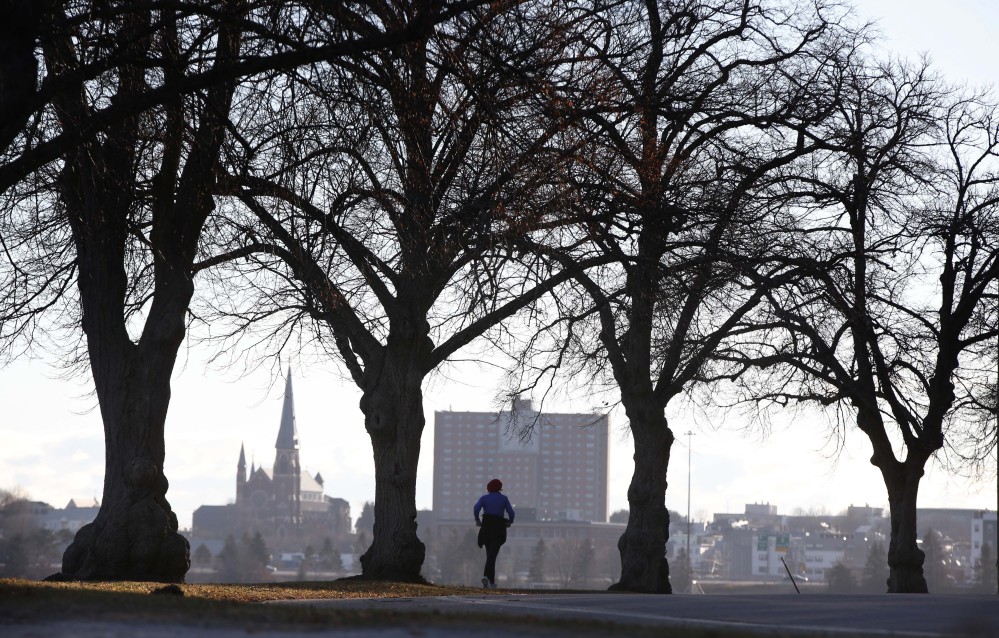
left=436, top=530, right=481, bottom=586
left=328, top=547, right=344, bottom=573
left=216, top=536, right=241, bottom=582
left=528, top=538, right=547, bottom=583
left=216, top=533, right=270, bottom=583
left=921, top=529, right=946, bottom=592
left=826, top=562, right=856, bottom=593
left=353, top=532, right=368, bottom=559
left=571, top=538, right=596, bottom=588
left=860, top=542, right=888, bottom=593
left=355, top=502, right=375, bottom=537
left=671, top=548, right=692, bottom=594
left=192, top=543, right=212, bottom=567
left=0, top=534, right=29, bottom=577
left=975, top=543, right=998, bottom=594
left=609, top=510, right=629, bottom=525
left=246, top=532, right=270, bottom=569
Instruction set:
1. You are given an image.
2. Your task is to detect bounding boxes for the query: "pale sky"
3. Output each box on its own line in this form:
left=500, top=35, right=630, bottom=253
left=1, top=0, right=998, bottom=532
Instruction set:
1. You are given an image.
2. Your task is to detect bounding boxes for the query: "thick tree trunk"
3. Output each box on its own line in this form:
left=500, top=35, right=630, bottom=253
left=357, top=313, right=432, bottom=581
left=59, top=371, right=190, bottom=581
left=54, top=212, right=193, bottom=581
left=610, top=405, right=673, bottom=593
left=883, top=460, right=929, bottom=593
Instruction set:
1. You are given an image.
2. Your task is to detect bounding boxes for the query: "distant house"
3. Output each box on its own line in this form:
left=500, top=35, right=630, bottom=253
left=191, top=371, right=351, bottom=554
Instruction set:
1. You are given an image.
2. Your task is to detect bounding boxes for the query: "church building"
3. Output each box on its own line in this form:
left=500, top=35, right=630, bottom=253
left=191, top=371, right=351, bottom=552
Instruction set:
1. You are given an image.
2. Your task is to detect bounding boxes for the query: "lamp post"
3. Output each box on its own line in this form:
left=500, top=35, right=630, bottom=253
left=686, top=430, right=694, bottom=574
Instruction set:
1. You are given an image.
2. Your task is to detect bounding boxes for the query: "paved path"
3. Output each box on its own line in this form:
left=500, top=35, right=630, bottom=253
left=5, top=593, right=999, bottom=637
left=281, top=592, right=999, bottom=637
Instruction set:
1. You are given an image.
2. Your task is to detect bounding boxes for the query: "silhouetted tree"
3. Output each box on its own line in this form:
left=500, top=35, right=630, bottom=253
left=508, top=0, right=851, bottom=594
left=208, top=0, right=593, bottom=582
left=1, top=0, right=481, bottom=583
left=726, top=73, right=999, bottom=592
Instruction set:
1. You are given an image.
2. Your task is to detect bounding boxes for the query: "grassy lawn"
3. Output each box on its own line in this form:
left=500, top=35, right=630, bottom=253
left=0, top=578, right=800, bottom=637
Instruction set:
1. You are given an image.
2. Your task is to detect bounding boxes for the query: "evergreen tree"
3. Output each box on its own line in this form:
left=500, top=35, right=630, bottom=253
left=860, top=542, right=888, bottom=593
left=529, top=538, right=547, bottom=583
left=192, top=543, right=212, bottom=566
left=217, top=535, right=241, bottom=582
left=246, top=532, right=270, bottom=571
left=353, top=532, right=368, bottom=558
left=571, top=538, right=596, bottom=587
left=329, top=547, right=344, bottom=572
left=671, top=548, right=692, bottom=593
left=826, top=562, right=856, bottom=593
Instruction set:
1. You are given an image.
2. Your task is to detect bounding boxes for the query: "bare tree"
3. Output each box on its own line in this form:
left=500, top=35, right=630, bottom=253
left=725, top=61, right=999, bottom=592
left=28, top=0, right=250, bottom=581
left=1, top=0, right=489, bottom=583
left=506, top=0, right=851, bottom=593
left=205, top=0, right=599, bottom=581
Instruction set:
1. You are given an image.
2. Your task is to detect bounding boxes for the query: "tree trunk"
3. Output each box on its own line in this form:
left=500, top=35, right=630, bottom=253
left=883, top=459, right=929, bottom=593
left=357, top=313, right=432, bottom=582
left=53, top=205, right=193, bottom=581
left=610, top=405, right=673, bottom=593
left=59, top=368, right=190, bottom=581
left=50, top=135, right=194, bottom=581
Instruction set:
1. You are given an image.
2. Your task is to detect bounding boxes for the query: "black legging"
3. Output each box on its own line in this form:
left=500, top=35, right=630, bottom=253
left=484, top=539, right=503, bottom=583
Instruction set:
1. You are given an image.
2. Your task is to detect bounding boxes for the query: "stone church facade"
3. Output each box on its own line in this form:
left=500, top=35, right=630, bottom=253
left=191, top=371, right=351, bottom=553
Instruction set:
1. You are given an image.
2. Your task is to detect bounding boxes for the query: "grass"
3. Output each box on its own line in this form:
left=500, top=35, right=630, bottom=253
left=0, top=577, right=822, bottom=637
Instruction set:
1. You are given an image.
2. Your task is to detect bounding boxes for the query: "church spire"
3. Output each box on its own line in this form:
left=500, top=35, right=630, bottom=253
left=236, top=442, right=247, bottom=504
left=275, top=367, right=299, bottom=450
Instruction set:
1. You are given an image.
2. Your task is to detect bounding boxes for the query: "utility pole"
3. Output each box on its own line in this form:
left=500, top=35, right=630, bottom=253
left=686, top=430, right=694, bottom=576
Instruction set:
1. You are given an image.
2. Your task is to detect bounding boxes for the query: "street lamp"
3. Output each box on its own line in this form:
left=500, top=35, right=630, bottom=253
left=686, top=430, right=694, bottom=574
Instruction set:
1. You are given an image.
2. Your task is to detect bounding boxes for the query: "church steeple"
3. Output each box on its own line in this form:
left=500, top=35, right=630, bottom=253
left=236, top=443, right=247, bottom=504
left=238, top=443, right=247, bottom=480
left=275, top=368, right=299, bottom=451
left=273, top=367, right=301, bottom=524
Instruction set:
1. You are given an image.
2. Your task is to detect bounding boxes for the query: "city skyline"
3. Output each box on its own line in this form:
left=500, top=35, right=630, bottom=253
left=1, top=0, right=998, bottom=535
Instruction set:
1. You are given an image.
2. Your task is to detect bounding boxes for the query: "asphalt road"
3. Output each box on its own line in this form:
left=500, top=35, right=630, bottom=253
left=5, top=592, right=998, bottom=637
left=282, top=592, right=999, bottom=637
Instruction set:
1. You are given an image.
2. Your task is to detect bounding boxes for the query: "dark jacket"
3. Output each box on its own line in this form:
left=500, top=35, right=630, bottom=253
left=477, top=513, right=508, bottom=548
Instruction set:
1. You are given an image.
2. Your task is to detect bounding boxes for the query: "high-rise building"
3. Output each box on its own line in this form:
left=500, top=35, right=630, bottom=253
left=433, top=398, right=609, bottom=523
